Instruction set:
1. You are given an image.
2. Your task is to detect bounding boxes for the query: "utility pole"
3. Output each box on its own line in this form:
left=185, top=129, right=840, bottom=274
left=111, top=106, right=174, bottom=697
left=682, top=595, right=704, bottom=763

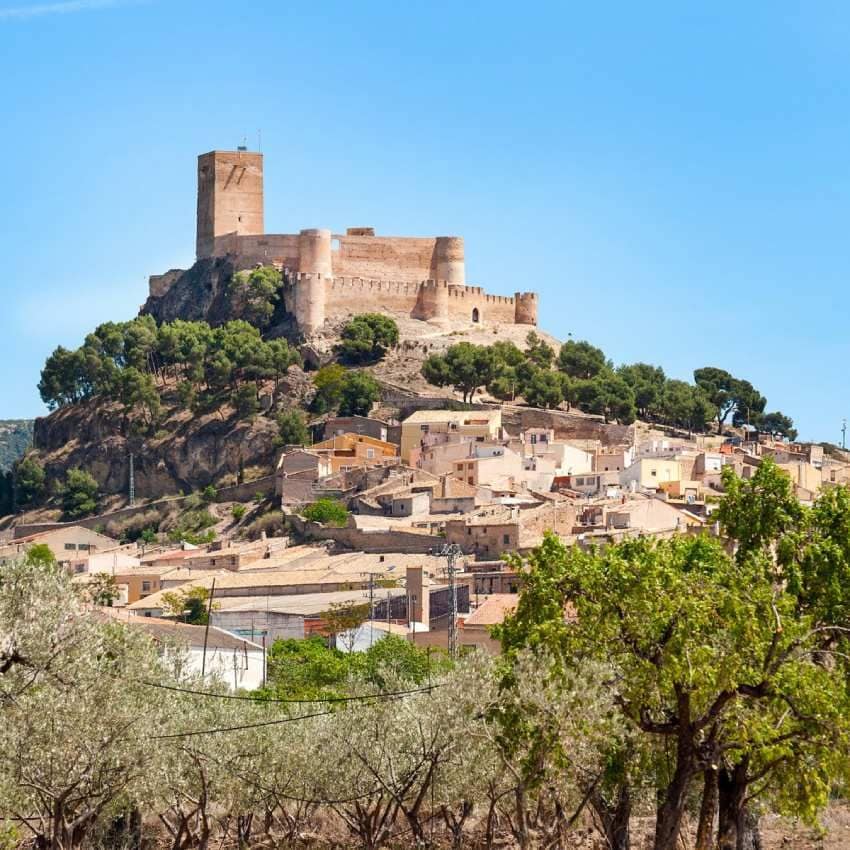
left=842, top=419, right=847, bottom=451
left=362, top=572, right=381, bottom=647
left=435, top=543, right=463, bottom=659
left=201, top=578, right=216, bottom=679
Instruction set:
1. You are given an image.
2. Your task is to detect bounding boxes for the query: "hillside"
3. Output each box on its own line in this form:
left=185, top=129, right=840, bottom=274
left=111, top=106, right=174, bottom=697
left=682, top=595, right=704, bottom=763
left=0, top=420, right=33, bottom=471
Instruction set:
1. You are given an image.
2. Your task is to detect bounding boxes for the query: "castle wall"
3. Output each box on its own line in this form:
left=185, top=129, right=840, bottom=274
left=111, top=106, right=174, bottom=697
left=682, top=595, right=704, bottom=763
left=323, top=277, right=423, bottom=319
left=331, top=234, right=465, bottom=283
left=216, top=234, right=299, bottom=269
left=445, top=285, right=517, bottom=324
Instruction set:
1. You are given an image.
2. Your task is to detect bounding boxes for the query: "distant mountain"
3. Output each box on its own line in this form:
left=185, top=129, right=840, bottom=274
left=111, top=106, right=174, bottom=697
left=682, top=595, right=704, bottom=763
left=0, top=420, right=33, bottom=472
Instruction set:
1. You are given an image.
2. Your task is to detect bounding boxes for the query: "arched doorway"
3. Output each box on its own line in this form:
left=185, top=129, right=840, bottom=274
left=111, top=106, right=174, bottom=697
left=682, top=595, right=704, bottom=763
left=472, top=307, right=480, bottom=323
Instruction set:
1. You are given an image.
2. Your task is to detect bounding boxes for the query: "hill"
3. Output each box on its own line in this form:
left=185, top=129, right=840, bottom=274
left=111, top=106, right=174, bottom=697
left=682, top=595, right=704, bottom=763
left=0, top=420, right=33, bottom=472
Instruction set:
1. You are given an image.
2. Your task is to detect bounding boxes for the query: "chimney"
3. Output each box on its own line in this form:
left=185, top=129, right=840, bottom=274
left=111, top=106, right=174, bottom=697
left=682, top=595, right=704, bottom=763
left=406, top=566, right=430, bottom=629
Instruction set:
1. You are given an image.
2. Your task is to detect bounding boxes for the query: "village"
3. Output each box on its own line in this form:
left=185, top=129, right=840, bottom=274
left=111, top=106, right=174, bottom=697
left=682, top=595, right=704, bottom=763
left=1, top=401, right=838, bottom=688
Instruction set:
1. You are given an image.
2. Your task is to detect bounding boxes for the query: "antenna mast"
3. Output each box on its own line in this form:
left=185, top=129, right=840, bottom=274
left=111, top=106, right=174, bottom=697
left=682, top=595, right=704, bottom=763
left=435, top=543, right=463, bottom=659
left=128, top=452, right=135, bottom=507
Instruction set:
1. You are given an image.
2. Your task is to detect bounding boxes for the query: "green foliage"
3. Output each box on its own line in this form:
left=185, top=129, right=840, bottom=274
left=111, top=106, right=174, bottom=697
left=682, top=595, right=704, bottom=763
left=617, top=362, right=665, bottom=419
left=0, top=472, right=13, bottom=518
left=87, top=573, right=120, bottom=607
left=301, top=498, right=349, bottom=527
left=37, top=317, right=300, bottom=422
left=201, top=485, right=217, bottom=504
left=557, top=339, right=608, bottom=379
left=60, top=468, right=99, bottom=519
left=337, top=370, right=380, bottom=417
left=231, top=381, right=260, bottom=419
left=264, top=633, right=447, bottom=700
left=497, top=528, right=850, bottom=849
left=275, top=408, right=310, bottom=446
left=161, top=585, right=216, bottom=625
left=756, top=410, right=798, bottom=440
left=520, top=366, right=563, bottom=409
left=524, top=331, right=555, bottom=368
left=167, top=508, right=217, bottom=544
left=229, top=266, right=282, bottom=328
left=240, top=508, right=286, bottom=540
left=25, top=543, right=56, bottom=567
left=337, top=314, right=399, bottom=364
left=310, top=363, right=347, bottom=413
left=13, top=456, right=45, bottom=507
left=231, top=504, right=246, bottom=521
left=573, top=371, right=636, bottom=424
left=694, top=366, right=769, bottom=434
left=116, top=366, right=161, bottom=424
left=0, top=420, right=33, bottom=473
left=422, top=342, right=495, bottom=403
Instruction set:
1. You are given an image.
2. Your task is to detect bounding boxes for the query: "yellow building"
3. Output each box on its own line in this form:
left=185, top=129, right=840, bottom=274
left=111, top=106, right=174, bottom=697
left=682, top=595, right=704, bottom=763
left=400, top=409, right=502, bottom=463
left=776, top=461, right=822, bottom=494
left=310, top=433, right=398, bottom=474
left=620, top=458, right=682, bottom=491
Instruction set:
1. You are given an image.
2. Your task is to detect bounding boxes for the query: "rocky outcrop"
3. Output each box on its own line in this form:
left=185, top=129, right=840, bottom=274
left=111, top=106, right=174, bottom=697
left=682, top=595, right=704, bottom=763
left=141, top=256, right=239, bottom=326
left=33, top=400, right=280, bottom=500
left=141, top=257, right=298, bottom=338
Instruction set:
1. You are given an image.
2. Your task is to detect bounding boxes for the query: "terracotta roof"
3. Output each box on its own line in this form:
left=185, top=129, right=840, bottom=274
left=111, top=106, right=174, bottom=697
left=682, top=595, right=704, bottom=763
left=464, top=594, right=518, bottom=627
left=95, top=609, right=262, bottom=651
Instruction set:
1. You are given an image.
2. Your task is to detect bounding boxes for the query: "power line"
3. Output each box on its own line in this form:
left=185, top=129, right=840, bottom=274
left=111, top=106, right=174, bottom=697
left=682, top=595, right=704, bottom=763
left=153, top=707, right=335, bottom=739
left=135, top=678, right=439, bottom=704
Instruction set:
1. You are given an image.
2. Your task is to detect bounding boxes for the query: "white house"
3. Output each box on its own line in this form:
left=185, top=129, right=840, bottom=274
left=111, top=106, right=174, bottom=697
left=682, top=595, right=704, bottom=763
left=118, top=615, right=266, bottom=691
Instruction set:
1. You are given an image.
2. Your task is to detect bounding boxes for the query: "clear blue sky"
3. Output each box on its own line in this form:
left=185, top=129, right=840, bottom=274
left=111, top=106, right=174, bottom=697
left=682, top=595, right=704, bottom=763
left=1, top=1, right=848, bottom=442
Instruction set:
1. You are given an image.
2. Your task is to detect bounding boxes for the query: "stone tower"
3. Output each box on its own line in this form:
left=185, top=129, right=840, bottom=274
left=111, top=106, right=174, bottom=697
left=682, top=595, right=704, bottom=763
left=196, top=150, right=264, bottom=259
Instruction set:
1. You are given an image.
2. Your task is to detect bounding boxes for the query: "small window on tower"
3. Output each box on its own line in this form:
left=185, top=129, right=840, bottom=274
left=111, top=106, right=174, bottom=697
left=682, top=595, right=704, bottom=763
left=332, top=238, right=340, bottom=251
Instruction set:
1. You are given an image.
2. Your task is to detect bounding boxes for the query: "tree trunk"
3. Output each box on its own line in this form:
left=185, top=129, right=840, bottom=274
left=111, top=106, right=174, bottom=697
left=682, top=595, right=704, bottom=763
left=695, top=768, right=718, bottom=850
left=591, top=784, right=631, bottom=850
left=717, top=759, right=749, bottom=850
left=653, top=735, right=696, bottom=850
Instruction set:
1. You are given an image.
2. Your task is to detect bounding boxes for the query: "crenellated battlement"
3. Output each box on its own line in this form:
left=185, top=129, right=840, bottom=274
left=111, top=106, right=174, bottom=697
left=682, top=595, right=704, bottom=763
left=285, top=273, right=538, bottom=330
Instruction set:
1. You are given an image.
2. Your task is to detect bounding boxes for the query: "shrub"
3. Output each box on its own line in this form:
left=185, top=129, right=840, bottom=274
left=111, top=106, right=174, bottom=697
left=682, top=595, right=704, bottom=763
left=301, top=498, right=349, bottom=527
left=201, top=485, right=217, bottom=504
left=338, top=371, right=380, bottom=417
left=276, top=409, right=309, bottom=446
left=61, top=468, right=99, bottom=519
left=241, top=510, right=286, bottom=540
left=231, top=504, right=246, bottom=521
left=336, top=314, right=399, bottom=364
left=232, top=382, right=260, bottom=419
left=14, top=457, right=46, bottom=507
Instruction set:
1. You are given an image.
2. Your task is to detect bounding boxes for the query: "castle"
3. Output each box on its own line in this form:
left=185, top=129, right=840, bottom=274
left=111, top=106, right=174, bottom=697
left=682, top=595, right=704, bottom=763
left=153, top=149, right=538, bottom=335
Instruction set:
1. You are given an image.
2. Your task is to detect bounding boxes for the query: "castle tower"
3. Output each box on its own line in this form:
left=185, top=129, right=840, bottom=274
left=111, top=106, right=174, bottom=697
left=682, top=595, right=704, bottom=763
left=433, top=236, right=465, bottom=285
left=294, top=228, right=332, bottom=335
left=514, top=292, right=538, bottom=326
left=196, top=150, right=264, bottom=259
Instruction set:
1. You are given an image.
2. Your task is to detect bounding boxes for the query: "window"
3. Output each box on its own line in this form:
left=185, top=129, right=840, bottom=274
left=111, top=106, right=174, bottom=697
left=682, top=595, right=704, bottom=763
left=65, top=543, right=76, bottom=550
left=467, top=527, right=472, bottom=535
left=651, top=470, right=657, bottom=477
left=472, top=307, right=480, bottom=323
left=142, top=581, right=152, bottom=593
left=468, top=477, right=474, bottom=485
left=421, top=424, right=430, bottom=433
left=366, top=448, right=375, bottom=459
left=331, top=238, right=340, bottom=251
left=503, top=534, right=511, bottom=545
